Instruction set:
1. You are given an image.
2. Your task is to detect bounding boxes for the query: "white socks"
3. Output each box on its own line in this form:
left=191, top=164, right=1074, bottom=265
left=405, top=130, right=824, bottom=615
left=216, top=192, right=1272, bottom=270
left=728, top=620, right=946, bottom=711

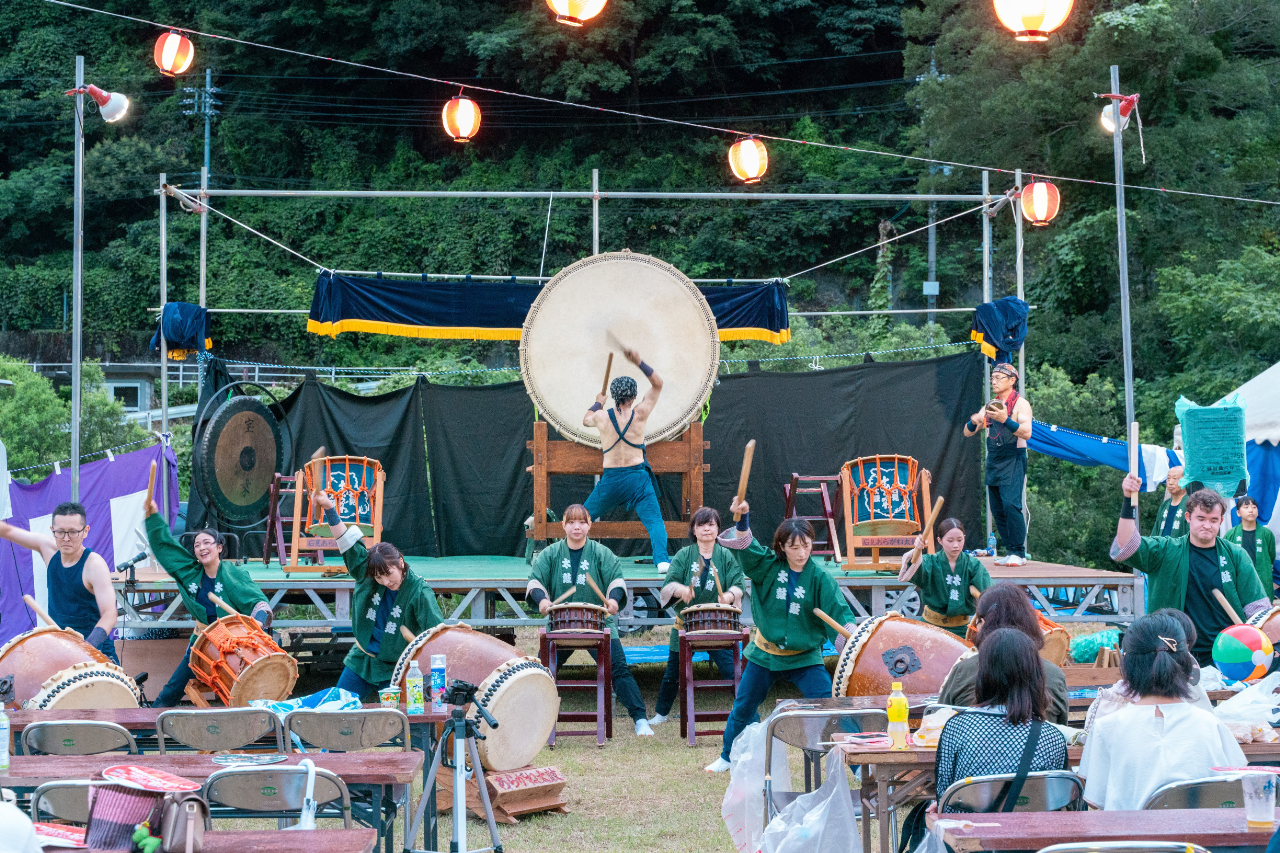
left=635, top=718, right=655, bottom=736
left=704, top=757, right=731, bottom=773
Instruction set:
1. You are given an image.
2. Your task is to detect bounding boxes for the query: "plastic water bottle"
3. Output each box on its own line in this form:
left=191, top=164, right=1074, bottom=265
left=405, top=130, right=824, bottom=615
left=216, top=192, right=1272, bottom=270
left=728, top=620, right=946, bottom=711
left=987, top=532, right=997, bottom=557
left=887, top=681, right=909, bottom=750
left=430, top=654, right=447, bottom=714
left=0, top=707, right=9, bottom=775
left=405, top=661, right=426, bottom=715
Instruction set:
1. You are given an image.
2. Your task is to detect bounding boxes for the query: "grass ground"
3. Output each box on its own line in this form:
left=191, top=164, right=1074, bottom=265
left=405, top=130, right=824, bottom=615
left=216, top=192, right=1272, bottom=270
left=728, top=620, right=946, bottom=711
left=225, top=620, right=1112, bottom=851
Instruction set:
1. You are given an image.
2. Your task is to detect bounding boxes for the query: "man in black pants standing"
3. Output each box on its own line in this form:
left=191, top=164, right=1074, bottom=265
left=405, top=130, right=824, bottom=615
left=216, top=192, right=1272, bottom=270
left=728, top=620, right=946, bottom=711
left=964, top=362, right=1033, bottom=567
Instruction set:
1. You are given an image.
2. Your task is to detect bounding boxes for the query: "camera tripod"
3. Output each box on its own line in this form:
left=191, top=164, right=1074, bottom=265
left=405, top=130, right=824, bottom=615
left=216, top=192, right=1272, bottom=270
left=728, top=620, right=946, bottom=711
left=405, top=679, right=503, bottom=853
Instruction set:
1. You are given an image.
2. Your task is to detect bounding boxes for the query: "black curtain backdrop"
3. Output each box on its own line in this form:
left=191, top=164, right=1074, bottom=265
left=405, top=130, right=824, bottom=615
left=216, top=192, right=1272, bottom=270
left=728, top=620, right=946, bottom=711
left=278, top=378, right=438, bottom=557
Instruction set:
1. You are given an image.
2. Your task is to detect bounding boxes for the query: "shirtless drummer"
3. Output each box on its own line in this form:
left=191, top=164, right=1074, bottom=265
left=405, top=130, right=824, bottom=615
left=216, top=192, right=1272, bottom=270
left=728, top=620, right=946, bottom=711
left=582, top=348, right=670, bottom=573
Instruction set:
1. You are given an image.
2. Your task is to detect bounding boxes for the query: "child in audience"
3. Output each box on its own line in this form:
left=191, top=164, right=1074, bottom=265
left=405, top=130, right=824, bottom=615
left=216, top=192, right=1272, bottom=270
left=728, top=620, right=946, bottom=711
left=1079, top=611, right=1245, bottom=810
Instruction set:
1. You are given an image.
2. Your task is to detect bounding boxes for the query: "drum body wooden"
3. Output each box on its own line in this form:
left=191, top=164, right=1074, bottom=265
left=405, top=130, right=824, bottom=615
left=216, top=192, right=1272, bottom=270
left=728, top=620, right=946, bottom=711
left=965, top=612, right=1070, bottom=666
left=832, top=613, right=972, bottom=697
left=0, top=626, right=140, bottom=710
left=546, top=603, right=608, bottom=633
left=393, top=624, right=559, bottom=772
left=1248, top=606, right=1280, bottom=646
left=519, top=251, right=719, bottom=447
left=189, top=615, right=298, bottom=707
left=305, top=455, right=384, bottom=539
left=682, top=604, right=742, bottom=634
left=848, top=455, right=920, bottom=535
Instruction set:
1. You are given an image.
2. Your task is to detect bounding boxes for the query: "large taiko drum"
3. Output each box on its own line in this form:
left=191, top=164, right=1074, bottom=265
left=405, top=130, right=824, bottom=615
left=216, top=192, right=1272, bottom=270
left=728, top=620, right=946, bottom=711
left=394, top=623, right=560, bottom=771
left=1247, top=606, right=1280, bottom=646
left=519, top=251, right=719, bottom=447
left=846, top=455, right=920, bottom=535
left=189, top=614, right=298, bottom=706
left=832, top=613, right=972, bottom=697
left=964, top=611, right=1070, bottom=666
left=0, top=626, right=140, bottom=710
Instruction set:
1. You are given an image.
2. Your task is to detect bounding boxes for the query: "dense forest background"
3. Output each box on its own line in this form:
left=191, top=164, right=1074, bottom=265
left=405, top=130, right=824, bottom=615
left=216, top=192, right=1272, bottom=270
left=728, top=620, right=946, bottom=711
left=1, top=0, right=1277, bottom=567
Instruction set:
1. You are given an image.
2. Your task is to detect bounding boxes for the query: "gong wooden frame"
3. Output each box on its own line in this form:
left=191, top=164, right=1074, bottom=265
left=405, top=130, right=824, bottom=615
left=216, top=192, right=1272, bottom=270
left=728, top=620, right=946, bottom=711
left=526, top=419, right=707, bottom=541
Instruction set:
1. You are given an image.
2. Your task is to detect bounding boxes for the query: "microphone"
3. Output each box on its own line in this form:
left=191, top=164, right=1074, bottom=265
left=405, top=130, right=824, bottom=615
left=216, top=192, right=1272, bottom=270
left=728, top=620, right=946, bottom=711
left=115, top=551, right=148, bottom=572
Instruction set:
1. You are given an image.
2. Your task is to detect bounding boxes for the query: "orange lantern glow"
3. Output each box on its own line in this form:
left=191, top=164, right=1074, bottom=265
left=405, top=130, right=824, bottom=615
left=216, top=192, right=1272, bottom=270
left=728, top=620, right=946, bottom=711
left=992, top=0, right=1074, bottom=41
left=154, top=31, right=195, bottom=77
left=1020, top=180, right=1061, bottom=226
left=728, top=137, right=768, bottom=184
left=442, top=95, right=481, bottom=142
left=545, top=0, right=608, bottom=26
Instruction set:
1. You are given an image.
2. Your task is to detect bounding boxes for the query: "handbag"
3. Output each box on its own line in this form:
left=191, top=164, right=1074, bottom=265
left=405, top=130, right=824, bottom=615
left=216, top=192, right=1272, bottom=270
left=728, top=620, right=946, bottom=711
left=159, top=791, right=208, bottom=853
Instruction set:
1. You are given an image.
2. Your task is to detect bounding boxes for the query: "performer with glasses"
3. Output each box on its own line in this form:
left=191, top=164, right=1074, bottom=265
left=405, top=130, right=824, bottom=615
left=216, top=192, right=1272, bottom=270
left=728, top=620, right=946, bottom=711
left=0, top=501, right=119, bottom=663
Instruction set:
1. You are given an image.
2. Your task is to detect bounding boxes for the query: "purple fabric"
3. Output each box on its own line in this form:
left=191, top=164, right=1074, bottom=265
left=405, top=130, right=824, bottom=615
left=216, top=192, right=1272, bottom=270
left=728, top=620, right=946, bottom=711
left=0, top=442, right=178, bottom=646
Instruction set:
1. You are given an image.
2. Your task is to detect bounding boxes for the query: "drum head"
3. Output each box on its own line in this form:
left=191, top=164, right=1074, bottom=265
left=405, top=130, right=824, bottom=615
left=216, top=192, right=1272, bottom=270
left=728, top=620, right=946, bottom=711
left=29, top=662, right=140, bottom=710
left=198, top=395, right=283, bottom=521
left=227, top=654, right=298, bottom=706
left=520, top=252, right=719, bottom=447
left=476, top=663, right=560, bottom=772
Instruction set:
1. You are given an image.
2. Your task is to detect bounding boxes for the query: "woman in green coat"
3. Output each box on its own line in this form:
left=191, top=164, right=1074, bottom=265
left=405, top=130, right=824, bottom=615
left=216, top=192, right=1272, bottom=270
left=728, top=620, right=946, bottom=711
left=899, top=518, right=992, bottom=637
left=313, top=491, right=444, bottom=700
left=648, top=506, right=745, bottom=726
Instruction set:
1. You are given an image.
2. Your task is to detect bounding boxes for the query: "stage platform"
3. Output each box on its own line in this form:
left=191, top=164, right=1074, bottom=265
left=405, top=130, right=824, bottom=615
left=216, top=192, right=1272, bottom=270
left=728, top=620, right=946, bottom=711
left=114, top=553, right=1140, bottom=632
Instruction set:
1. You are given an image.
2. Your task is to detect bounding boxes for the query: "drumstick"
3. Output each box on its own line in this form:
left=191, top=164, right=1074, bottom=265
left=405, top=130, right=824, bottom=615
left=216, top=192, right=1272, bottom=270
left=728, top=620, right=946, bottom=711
left=600, top=353, right=613, bottom=398
left=812, top=607, right=852, bottom=640
left=1128, top=421, right=1140, bottom=509
left=733, top=440, right=756, bottom=522
left=145, top=460, right=157, bottom=512
left=23, top=594, right=60, bottom=630
left=401, top=624, right=418, bottom=643
left=206, top=593, right=240, bottom=617
left=712, top=567, right=724, bottom=599
left=582, top=573, right=610, bottom=606
left=904, top=497, right=946, bottom=567
left=970, top=585, right=982, bottom=601
left=552, top=586, right=578, bottom=605
left=1213, top=589, right=1243, bottom=625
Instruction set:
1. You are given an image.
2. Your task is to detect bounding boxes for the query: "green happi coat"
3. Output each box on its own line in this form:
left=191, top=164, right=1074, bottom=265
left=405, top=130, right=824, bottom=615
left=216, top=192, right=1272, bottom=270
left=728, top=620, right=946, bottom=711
left=914, top=551, right=993, bottom=618
left=663, top=543, right=746, bottom=651
left=339, top=533, right=444, bottom=684
left=1225, top=524, right=1278, bottom=601
left=146, top=514, right=268, bottom=644
left=733, top=536, right=856, bottom=671
left=529, top=539, right=625, bottom=637
left=1114, top=534, right=1266, bottom=616
left=1150, top=495, right=1190, bottom=539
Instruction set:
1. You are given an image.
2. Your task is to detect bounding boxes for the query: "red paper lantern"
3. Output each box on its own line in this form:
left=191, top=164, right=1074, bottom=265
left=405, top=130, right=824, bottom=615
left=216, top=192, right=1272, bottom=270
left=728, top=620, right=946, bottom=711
left=154, top=31, right=195, bottom=77
left=442, top=95, right=481, bottom=142
left=728, top=137, right=768, bottom=184
left=1020, top=180, right=1061, bottom=226
left=992, top=0, right=1074, bottom=41
left=545, top=0, right=607, bottom=26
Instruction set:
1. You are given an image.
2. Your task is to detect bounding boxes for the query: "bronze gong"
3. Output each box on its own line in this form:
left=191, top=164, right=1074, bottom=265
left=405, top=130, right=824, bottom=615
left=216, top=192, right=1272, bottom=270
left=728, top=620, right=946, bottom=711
left=198, top=395, right=283, bottom=521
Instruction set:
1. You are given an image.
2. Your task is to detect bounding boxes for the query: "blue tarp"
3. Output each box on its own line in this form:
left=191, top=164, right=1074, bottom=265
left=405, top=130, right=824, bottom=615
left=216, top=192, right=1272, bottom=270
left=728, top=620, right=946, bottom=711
left=308, top=272, right=791, bottom=344
left=1028, top=420, right=1181, bottom=492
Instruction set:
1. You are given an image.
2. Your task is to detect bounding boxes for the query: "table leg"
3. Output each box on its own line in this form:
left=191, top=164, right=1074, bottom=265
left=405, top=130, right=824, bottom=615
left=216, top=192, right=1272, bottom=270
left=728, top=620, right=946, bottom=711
left=877, top=771, right=893, bottom=853
left=409, top=721, right=438, bottom=852
left=860, top=763, right=874, bottom=853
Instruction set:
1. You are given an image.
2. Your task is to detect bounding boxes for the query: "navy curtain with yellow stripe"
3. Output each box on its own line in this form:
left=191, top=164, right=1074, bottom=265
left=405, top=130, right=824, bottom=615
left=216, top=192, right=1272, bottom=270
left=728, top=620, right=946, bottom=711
left=308, top=272, right=790, bottom=344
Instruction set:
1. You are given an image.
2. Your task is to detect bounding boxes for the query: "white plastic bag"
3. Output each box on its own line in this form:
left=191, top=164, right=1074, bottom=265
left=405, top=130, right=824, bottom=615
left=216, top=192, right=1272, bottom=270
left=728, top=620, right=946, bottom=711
left=1214, top=671, right=1280, bottom=743
left=722, top=700, right=795, bottom=853
left=760, top=749, right=860, bottom=853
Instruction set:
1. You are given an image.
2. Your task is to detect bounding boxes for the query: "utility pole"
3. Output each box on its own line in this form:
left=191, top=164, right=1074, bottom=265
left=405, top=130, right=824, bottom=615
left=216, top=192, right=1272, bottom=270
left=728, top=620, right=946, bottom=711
left=181, top=68, right=219, bottom=308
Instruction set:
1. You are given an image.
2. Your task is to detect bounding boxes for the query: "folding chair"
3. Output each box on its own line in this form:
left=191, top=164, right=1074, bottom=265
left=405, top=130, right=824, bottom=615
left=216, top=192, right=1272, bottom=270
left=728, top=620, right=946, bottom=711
left=30, top=781, right=107, bottom=825
left=937, top=770, right=1085, bottom=813
left=1037, top=844, right=1211, bottom=853
left=156, top=707, right=285, bottom=753
left=284, top=709, right=411, bottom=852
left=1142, top=774, right=1247, bottom=809
left=22, top=721, right=138, bottom=756
left=202, top=765, right=352, bottom=829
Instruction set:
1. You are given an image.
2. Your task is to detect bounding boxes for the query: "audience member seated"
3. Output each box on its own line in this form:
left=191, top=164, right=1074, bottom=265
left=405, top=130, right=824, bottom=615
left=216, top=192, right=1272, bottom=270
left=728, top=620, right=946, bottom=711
left=0, top=800, right=42, bottom=853
left=934, top=627, right=1069, bottom=808
left=938, top=582, right=1070, bottom=725
left=1079, top=611, right=1245, bottom=810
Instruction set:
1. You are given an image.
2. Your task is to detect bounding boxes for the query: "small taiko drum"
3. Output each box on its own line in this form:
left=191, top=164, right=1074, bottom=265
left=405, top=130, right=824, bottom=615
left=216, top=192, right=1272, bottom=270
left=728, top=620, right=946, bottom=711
left=189, top=614, right=298, bottom=706
left=1247, top=606, right=1280, bottom=646
left=965, top=611, right=1070, bottom=666
left=393, top=623, right=559, bottom=771
left=0, top=626, right=140, bottom=710
left=546, top=602, right=609, bottom=634
left=832, top=612, right=972, bottom=697
left=682, top=603, right=742, bottom=634
left=846, top=455, right=920, bottom=535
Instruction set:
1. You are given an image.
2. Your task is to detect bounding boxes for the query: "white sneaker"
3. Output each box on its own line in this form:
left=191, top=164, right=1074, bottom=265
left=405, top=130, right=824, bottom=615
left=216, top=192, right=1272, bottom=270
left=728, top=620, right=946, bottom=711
left=1004, top=554, right=1028, bottom=567
left=656, top=561, right=670, bottom=574
left=635, top=718, right=655, bottom=736
left=648, top=713, right=669, bottom=725
left=704, top=757, right=731, bottom=773
left=993, top=554, right=1010, bottom=565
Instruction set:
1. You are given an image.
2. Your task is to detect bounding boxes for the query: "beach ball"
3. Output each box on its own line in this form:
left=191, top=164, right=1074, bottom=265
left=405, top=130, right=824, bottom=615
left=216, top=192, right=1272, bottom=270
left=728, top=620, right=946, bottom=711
left=1212, top=624, right=1274, bottom=682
